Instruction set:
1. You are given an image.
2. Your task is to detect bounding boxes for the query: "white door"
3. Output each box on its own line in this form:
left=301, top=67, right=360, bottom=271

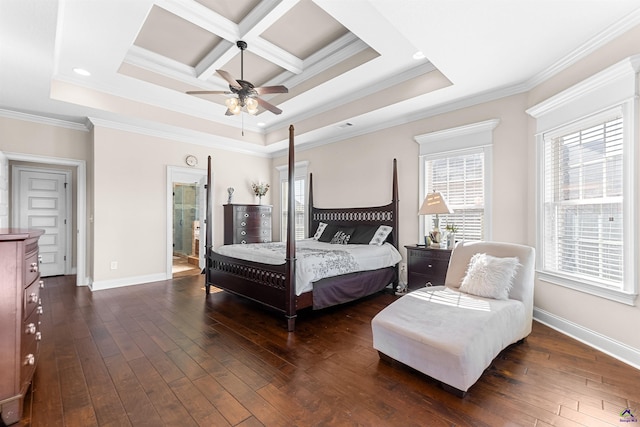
left=13, top=167, right=69, bottom=277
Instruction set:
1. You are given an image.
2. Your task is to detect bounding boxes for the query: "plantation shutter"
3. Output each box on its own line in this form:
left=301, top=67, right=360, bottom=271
left=542, top=114, right=624, bottom=287
left=426, top=150, right=485, bottom=241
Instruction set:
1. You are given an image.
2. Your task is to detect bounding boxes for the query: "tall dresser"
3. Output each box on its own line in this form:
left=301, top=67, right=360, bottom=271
left=0, top=229, right=44, bottom=425
left=223, top=204, right=272, bottom=244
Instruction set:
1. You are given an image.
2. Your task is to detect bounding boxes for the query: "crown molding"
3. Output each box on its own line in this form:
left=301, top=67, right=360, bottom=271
left=527, top=9, right=640, bottom=89
left=87, top=116, right=271, bottom=158
left=0, top=108, right=89, bottom=132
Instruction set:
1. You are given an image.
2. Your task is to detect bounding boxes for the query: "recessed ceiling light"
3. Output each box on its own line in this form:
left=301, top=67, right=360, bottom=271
left=73, top=68, right=91, bottom=76
left=257, top=122, right=266, bottom=127
left=412, top=51, right=425, bottom=60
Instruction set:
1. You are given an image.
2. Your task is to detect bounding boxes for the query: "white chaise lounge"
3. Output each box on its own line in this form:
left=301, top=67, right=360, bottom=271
left=371, top=241, right=535, bottom=396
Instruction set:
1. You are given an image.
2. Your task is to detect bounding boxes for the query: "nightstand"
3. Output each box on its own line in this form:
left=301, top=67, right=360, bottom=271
left=405, top=245, right=452, bottom=289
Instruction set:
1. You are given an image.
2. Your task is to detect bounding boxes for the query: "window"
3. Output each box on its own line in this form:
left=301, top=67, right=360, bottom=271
left=528, top=56, right=638, bottom=304
left=277, top=161, right=309, bottom=241
left=416, top=120, right=497, bottom=243
left=542, top=113, right=624, bottom=287
left=424, top=150, right=485, bottom=241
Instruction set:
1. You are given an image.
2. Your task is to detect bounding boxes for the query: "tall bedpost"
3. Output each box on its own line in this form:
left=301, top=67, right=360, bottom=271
left=392, top=158, right=399, bottom=290
left=307, top=173, right=314, bottom=238
left=285, top=125, right=297, bottom=331
left=205, top=155, right=213, bottom=295
left=392, top=158, right=399, bottom=249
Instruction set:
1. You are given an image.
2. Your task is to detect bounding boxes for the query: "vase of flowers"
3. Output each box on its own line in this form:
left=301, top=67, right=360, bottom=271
left=445, top=223, right=458, bottom=249
left=251, top=182, right=269, bottom=204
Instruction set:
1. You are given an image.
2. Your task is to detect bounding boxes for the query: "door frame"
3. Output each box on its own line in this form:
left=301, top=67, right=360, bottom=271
left=5, top=152, right=87, bottom=287
left=166, top=165, right=208, bottom=278
left=11, top=165, right=73, bottom=275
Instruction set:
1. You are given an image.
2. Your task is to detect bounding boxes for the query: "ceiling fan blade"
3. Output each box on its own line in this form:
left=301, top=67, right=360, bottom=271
left=254, top=85, right=288, bottom=95
left=186, top=90, right=231, bottom=95
left=216, top=69, right=241, bottom=89
left=256, top=97, right=282, bottom=115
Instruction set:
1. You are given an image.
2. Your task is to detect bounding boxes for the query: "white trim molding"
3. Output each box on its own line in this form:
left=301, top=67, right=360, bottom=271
left=534, top=308, right=640, bottom=370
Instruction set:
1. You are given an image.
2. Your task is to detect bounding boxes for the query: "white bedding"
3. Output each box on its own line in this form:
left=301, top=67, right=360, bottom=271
left=216, top=239, right=402, bottom=295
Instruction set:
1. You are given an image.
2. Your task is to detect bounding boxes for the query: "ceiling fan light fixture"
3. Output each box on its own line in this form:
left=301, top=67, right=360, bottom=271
left=225, top=97, right=241, bottom=115
left=245, top=97, right=258, bottom=115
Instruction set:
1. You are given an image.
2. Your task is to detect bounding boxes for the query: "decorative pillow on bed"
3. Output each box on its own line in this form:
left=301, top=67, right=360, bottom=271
left=329, top=227, right=355, bottom=244
left=318, top=224, right=339, bottom=242
left=369, top=225, right=393, bottom=246
left=348, top=224, right=379, bottom=244
left=313, top=222, right=328, bottom=240
left=459, top=253, right=520, bottom=300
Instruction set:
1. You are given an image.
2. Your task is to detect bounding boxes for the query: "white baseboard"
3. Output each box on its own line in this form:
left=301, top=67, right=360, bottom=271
left=91, top=273, right=167, bottom=291
left=533, top=307, right=640, bottom=370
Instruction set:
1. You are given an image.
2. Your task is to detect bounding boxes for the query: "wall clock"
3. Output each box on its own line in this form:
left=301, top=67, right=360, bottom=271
left=185, top=155, right=198, bottom=167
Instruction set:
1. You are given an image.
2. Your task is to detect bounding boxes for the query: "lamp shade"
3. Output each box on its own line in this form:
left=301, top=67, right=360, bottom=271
left=418, top=191, right=454, bottom=215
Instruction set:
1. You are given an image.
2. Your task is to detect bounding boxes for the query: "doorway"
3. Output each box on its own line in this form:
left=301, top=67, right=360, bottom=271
left=172, top=182, right=200, bottom=276
left=12, top=165, right=72, bottom=277
left=166, top=166, right=207, bottom=278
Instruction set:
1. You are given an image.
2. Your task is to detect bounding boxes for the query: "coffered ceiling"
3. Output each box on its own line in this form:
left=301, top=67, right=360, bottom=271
left=2, top=0, right=640, bottom=155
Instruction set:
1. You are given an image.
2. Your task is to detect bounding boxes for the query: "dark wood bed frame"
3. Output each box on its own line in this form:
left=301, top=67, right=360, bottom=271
left=204, top=125, right=399, bottom=331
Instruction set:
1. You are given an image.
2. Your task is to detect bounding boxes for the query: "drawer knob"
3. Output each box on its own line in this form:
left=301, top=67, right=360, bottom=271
left=241, top=230, right=246, bottom=235
left=29, top=292, right=38, bottom=303
left=25, top=323, right=36, bottom=335
left=244, top=213, right=249, bottom=217
left=39, top=280, right=45, bottom=289
left=24, top=354, right=35, bottom=366
left=241, top=221, right=246, bottom=226
left=427, top=264, right=433, bottom=268
left=240, top=240, right=247, bottom=244
left=30, top=262, right=38, bottom=273
left=37, top=306, right=44, bottom=315
left=35, top=331, right=42, bottom=341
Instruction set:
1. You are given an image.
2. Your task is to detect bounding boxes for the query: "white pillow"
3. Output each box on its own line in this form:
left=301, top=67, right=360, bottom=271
left=369, top=225, right=392, bottom=246
left=313, top=222, right=328, bottom=240
left=459, top=253, right=520, bottom=300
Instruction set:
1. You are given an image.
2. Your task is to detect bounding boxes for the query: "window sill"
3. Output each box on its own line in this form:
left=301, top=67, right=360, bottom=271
left=537, top=271, right=638, bottom=306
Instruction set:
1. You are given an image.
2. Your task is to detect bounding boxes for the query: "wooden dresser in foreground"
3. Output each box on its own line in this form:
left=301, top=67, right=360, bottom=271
left=0, top=229, right=44, bottom=425
left=223, top=204, right=272, bottom=244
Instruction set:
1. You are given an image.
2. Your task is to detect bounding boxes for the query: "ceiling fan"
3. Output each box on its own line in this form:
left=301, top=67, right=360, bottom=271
left=187, top=40, right=288, bottom=115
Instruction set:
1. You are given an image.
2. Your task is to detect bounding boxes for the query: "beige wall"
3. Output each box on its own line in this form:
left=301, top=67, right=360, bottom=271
left=273, top=93, right=531, bottom=262
left=91, top=125, right=271, bottom=285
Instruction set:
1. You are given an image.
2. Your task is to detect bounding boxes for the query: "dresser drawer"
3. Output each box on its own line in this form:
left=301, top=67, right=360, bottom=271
left=405, top=246, right=452, bottom=289
left=20, top=307, right=41, bottom=389
left=23, top=278, right=43, bottom=319
left=24, top=250, right=40, bottom=288
left=235, top=228, right=272, bottom=244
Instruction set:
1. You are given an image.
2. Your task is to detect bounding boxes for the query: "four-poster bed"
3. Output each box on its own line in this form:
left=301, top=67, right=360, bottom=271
left=204, top=125, right=400, bottom=331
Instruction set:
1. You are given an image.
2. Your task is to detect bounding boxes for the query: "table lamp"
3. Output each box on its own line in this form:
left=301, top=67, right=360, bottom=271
left=418, top=191, right=453, bottom=247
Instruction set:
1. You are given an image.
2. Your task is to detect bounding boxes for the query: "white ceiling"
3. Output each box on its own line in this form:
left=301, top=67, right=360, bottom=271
left=2, top=0, right=640, bottom=156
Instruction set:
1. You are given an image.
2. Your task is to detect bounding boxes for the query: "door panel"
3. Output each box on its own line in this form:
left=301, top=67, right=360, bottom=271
left=16, top=169, right=67, bottom=277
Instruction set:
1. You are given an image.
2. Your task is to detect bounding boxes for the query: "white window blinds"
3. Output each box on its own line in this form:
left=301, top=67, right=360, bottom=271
left=281, top=178, right=306, bottom=240
left=542, top=114, right=624, bottom=287
left=425, top=150, right=485, bottom=241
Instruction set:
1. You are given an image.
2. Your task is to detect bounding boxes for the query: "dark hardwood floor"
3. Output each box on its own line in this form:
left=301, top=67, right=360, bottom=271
left=15, top=274, right=640, bottom=426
